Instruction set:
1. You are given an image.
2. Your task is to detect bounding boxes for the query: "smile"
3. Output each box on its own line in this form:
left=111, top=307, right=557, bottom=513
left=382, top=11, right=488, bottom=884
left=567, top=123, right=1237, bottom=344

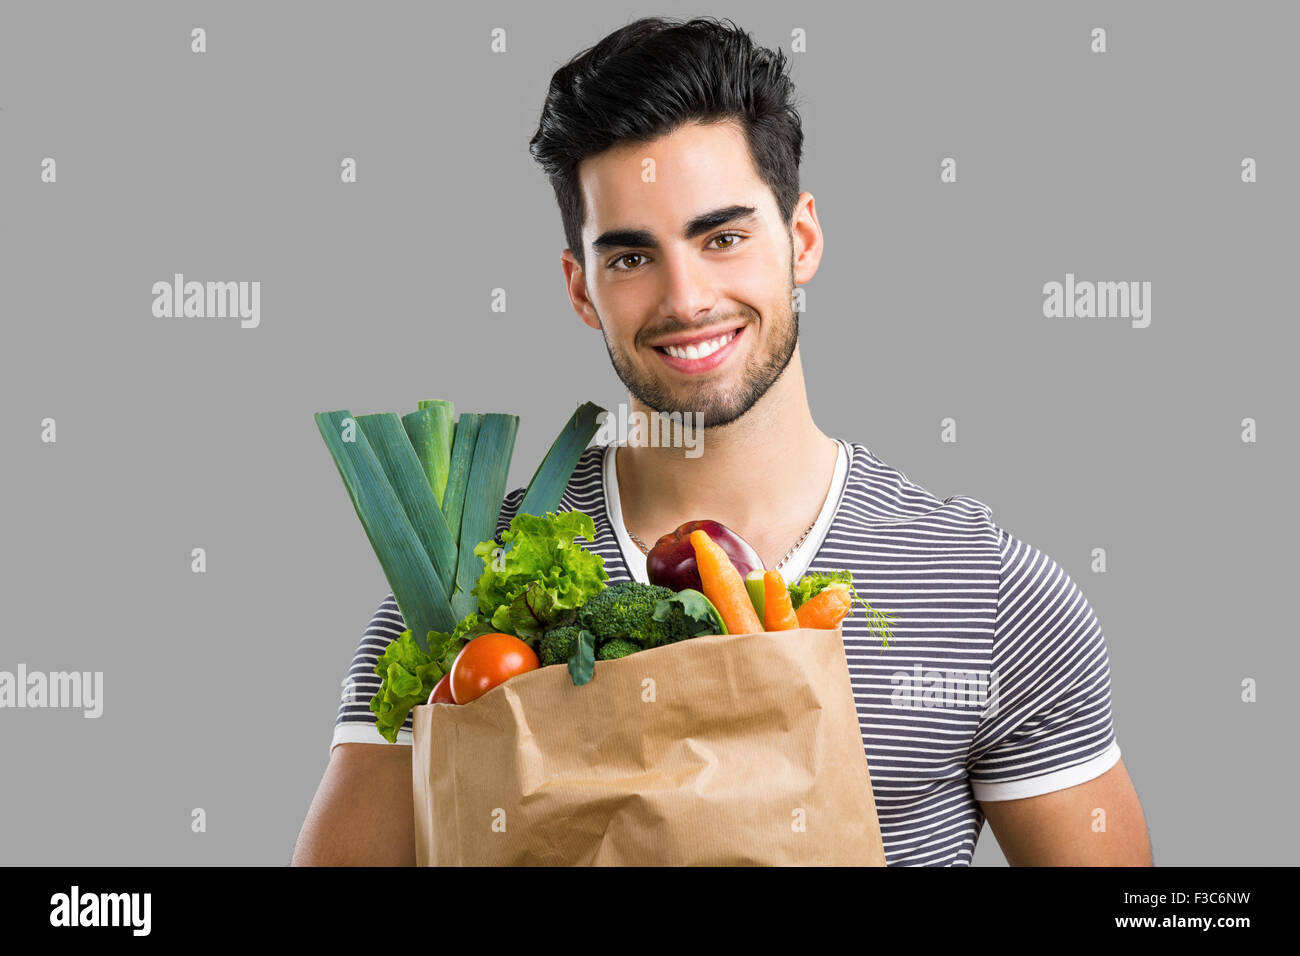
left=661, top=330, right=737, bottom=360
left=652, top=326, right=745, bottom=374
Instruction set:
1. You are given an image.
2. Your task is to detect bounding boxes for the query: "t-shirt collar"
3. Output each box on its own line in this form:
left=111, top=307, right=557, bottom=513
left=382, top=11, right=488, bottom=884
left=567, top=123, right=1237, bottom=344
left=601, top=438, right=851, bottom=585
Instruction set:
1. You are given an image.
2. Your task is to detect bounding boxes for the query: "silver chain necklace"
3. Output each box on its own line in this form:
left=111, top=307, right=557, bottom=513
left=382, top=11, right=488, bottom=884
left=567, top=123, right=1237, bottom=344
left=627, top=516, right=818, bottom=572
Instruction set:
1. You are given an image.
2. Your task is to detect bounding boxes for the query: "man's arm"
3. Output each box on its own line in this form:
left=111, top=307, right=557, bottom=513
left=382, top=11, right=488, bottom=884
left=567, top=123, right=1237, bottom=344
left=297, top=494, right=530, bottom=866
left=291, top=743, right=416, bottom=866
left=978, top=758, right=1152, bottom=866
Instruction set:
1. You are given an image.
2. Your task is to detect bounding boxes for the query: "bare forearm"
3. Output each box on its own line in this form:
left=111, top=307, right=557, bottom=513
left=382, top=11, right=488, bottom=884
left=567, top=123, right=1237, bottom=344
left=292, top=743, right=417, bottom=866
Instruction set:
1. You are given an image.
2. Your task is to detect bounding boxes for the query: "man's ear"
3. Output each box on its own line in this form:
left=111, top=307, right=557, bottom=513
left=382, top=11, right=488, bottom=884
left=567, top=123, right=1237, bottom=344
left=561, top=249, right=602, bottom=331
left=790, top=192, right=824, bottom=287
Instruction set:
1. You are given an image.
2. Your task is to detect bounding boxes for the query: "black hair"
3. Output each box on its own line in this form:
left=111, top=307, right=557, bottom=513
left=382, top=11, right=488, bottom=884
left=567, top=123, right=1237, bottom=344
left=528, top=16, right=804, bottom=273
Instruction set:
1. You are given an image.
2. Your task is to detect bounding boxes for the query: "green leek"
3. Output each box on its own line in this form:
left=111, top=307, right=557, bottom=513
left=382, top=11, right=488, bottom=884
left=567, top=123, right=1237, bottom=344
left=516, top=401, right=605, bottom=520
left=451, top=413, right=519, bottom=618
left=314, top=410, right=453, bottom=651
left=403, top=401, right=454, bottom=506
left=355, top=413, right=459, bottom=602
left=440, top=412, right=481, bottom=550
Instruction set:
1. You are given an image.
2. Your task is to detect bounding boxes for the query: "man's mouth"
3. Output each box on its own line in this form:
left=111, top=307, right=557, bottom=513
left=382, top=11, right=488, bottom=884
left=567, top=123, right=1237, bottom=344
left=651, top=325, right=745, bottom=374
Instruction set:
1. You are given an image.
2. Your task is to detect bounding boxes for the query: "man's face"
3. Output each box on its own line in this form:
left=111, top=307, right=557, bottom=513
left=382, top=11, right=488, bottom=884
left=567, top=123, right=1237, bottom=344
left=566, top=121, right=802, bottom=429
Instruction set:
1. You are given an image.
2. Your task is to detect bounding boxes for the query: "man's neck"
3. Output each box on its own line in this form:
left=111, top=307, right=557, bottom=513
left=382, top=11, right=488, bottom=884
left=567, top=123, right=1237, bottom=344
left=614, top=346, right=839, bottom=570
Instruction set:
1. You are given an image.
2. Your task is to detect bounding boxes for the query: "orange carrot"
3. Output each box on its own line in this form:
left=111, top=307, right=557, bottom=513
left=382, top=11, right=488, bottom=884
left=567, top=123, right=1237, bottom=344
left=763, top=570, right=800, bottom=631
left=794, top=584, right=853, bottom=629
left=690, top=529, right=763, bottom=635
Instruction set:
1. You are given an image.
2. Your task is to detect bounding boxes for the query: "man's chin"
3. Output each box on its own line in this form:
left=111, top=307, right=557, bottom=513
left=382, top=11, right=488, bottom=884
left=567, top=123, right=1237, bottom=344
left=639, top=383, right=754, bottom=429
left=643, top=373, right=720, bottom=408
left=609, top=335, right=784, bottom=429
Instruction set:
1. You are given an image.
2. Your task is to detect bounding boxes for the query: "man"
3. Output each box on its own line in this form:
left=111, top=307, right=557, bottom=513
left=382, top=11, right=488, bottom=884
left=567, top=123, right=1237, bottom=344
left=293, top=16, right=1151, bottom=866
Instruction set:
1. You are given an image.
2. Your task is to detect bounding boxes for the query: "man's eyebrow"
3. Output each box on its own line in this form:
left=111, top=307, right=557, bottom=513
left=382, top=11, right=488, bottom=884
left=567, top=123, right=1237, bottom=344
left=591, top=204, right=759, bottom=253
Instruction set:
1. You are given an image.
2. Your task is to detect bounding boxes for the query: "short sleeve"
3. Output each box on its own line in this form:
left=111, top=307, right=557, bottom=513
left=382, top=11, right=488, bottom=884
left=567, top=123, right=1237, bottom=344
left=328, top=487, right=528, bottom=754
left=965, top=527, right=1121, bottom=801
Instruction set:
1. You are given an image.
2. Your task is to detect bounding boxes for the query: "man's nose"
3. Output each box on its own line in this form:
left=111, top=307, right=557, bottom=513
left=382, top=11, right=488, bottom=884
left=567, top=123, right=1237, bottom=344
left=657, top=245, right=720, bottom=322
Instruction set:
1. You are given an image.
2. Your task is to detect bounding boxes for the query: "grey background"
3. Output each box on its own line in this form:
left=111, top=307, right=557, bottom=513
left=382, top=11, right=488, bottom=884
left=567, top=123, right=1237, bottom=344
left=1, top=1, right=1295, bottom=866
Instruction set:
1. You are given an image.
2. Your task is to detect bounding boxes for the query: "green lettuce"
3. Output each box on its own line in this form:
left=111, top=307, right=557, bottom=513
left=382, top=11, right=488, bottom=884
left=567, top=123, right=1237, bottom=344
left=369, top=613, right=488, bottom=742
left=471, top=510, right=609, bottom=646
left=787, top=569, right=856, bottom=609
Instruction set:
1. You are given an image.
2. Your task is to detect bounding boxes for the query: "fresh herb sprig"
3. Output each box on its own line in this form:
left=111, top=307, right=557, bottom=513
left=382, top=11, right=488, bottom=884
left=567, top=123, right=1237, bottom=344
left=789, top=569, right=895, bottom=648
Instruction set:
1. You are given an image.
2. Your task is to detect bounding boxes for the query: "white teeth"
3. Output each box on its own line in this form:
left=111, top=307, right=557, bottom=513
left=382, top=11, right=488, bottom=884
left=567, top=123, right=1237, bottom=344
left=663, top=330, right=736, bottom=361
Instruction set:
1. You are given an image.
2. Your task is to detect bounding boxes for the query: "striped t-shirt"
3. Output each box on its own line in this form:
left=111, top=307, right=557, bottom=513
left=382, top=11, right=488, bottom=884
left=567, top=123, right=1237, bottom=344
left=333, top=439, right=1122, bottom=866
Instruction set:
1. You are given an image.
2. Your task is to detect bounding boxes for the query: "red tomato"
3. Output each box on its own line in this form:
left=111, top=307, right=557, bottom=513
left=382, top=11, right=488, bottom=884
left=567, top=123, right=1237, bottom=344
left=428, top=672, right=455, bottom=705
left=450, top=633, right=540, bottom=704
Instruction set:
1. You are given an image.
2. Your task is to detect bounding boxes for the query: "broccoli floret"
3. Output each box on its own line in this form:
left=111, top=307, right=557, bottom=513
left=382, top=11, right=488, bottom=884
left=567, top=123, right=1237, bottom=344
left=651, top=588, right=725, bottom=644
left=538, top=624, right=582, bottom=666
left=597, top=638, right=642, bottom=661
left=577, top=581, right=719, bottom=649
left=577, top=581, right=675, bottom=647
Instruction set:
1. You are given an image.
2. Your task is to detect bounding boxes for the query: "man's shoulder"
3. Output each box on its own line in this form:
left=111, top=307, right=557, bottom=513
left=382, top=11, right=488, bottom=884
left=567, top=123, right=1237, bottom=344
left=836, top=442, right=1096, bottom=621
left=497, top=443, right=609, bottom=531
left=836, top=439, right=995, bottom=531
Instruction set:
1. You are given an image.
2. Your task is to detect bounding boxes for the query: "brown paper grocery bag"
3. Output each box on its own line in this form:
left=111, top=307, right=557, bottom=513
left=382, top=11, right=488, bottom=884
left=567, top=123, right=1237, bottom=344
left=411, top=626, right=885, bottom=866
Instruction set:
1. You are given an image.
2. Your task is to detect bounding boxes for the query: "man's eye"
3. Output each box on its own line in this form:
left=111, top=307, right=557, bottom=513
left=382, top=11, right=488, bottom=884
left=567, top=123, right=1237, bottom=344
left=607, top=233, right=746, bottom=271
left=610, top=253, right=646, bottom=271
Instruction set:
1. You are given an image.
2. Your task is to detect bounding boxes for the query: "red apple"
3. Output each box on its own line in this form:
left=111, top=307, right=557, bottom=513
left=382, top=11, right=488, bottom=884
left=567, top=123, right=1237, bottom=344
left=646, top=519, right=763, bottom=592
